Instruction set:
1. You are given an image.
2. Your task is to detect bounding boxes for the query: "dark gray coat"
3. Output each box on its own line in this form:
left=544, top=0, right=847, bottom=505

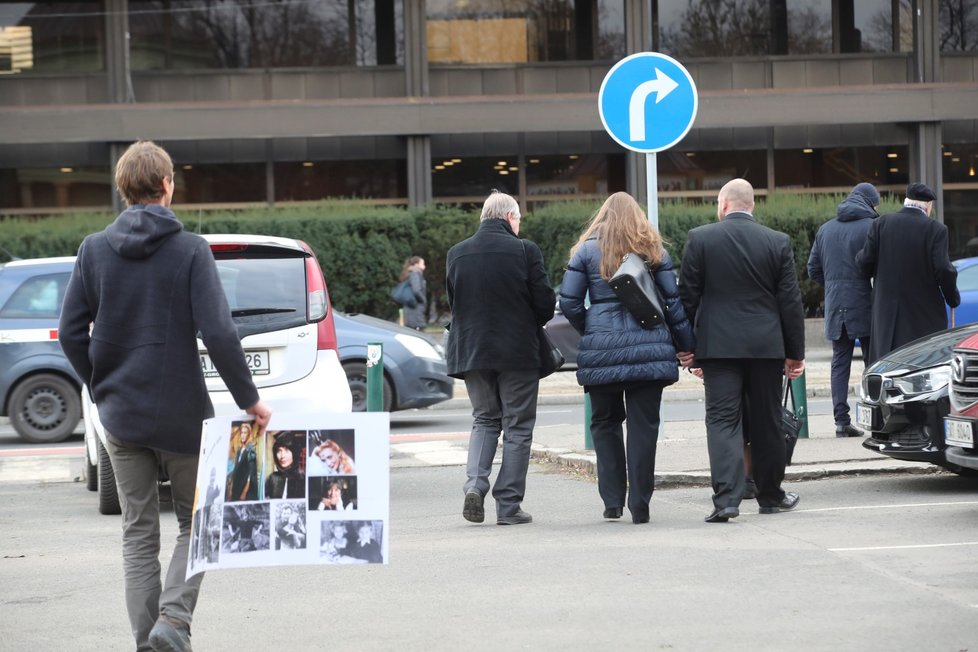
left=402, top=268, right=427, bottom=330
left=807, top=187, right=877, bottom=340
left=855, top=206, right=960, bottom=363
left=445, top=218, right=555, bottom=378
left=59, top=204, right=259, bottom=454
left=559, top=239, right=695, bottom=387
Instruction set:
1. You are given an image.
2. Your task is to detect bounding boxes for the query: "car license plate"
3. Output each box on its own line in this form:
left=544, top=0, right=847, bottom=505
left=201, top=350, right=269, bottom=378
left=856, top=403, right=876, bottom=430
left=944, top=417, right=975, bottom=447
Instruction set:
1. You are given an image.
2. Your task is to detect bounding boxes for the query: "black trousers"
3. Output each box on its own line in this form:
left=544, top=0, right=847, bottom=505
left=700, top=359, right=787, bottom=510
left=589, top=382, right=664, bottom=518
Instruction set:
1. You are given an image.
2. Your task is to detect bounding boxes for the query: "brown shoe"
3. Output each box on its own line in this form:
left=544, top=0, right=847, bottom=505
left=148, top=615, right=192, bottom=652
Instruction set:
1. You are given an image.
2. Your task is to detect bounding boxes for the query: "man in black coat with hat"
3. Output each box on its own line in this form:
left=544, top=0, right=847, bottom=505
left=855, top=182, right=960, bottom=364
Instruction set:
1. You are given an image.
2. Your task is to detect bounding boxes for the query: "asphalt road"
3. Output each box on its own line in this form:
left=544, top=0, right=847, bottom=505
left=2, top=465, right=977, bottom=651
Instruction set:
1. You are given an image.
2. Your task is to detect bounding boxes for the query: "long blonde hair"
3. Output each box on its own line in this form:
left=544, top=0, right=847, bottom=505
left=569, top=192, right=664, bottom=280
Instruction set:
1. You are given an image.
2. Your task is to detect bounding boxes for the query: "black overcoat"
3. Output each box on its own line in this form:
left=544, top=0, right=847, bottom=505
left=855, top=206, right=959, bottom=363
left=679, top=212, right=805, bottom=361
left=445, top=218, right=555, bottom=378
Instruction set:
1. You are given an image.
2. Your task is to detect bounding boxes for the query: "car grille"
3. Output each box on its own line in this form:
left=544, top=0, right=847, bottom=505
left=950, top=348, right=978, bottom=410
left=863, top=374, right=883, bottom=402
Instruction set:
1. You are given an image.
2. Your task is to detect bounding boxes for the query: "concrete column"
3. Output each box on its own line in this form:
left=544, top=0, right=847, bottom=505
left=104, top=0, right=131, bottom=103
left=406, top=136, right=432, bottom=207
left=109, top=142, right=125, bottom=215
left=403, top=0, right=431, bottom=206
left=909, top=122, right=944, bottom=222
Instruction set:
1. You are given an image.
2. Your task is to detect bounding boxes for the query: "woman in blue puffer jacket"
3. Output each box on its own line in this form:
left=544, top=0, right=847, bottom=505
left=559, top=192, right=696, bottom=524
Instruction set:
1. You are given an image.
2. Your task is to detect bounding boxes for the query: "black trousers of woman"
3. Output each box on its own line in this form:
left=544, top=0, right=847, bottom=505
left=589, top=382, right=665, bottom=522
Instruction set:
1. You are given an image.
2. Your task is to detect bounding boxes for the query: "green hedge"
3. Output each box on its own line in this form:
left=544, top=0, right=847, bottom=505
left=1, top=194, right=899, bottom=319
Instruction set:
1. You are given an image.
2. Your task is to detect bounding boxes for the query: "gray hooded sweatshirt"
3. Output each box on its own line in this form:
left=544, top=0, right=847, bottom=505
left=59, top=204, right=258, bottom=454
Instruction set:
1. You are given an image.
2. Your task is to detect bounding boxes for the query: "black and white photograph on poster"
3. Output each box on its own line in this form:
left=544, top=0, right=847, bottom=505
left=309, top=476, right=357, bottom=512
left=273, top=501, right=307, bottom=550
left=186, top=412, right=389, bottom=579
left=306, top=429, right=356, bottom=475
left=319, top=520, right=385, bottom=564
left=221, top=503, right=271, bottom=554
left=263, top=430, right=306, bottom=499
left=227, top=420, right=262, bottom=502
left=191, top=503, right=222, bottom=566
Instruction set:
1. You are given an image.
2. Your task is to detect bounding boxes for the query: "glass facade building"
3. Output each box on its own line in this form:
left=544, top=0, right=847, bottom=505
left=1, top=0, right=977, bottom=253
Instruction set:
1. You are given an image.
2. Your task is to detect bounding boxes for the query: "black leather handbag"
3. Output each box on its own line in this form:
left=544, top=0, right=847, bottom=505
left=608, top=253, right=665, bottom=329
left=538, top=326, right=565, bottom=378
left=782, top=378, right=802, bottom=466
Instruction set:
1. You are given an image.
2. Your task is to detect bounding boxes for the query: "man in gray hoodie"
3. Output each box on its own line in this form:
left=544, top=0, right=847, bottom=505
left=807, top=182, right=879, bottom=438
left=59, top=141, right=271, bottom=652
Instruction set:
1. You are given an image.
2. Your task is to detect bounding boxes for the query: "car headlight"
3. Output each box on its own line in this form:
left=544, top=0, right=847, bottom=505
left=394, top=333, right=443, bottom=360
left=887, top=365, right=950, bottom=400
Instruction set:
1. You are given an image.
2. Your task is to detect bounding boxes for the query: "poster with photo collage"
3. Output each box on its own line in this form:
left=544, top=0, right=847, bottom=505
left=186, top=412, right=389, bottom=579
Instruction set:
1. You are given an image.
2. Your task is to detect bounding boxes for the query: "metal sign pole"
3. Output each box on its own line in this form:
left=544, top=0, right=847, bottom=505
left=646, top=152, right=658, bottom=229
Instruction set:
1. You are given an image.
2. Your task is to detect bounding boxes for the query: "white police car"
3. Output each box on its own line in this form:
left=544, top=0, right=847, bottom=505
left=0, top=257, right=82, bottom=443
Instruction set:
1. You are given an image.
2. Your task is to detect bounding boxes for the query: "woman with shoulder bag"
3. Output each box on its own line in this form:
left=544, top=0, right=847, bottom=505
left=399, top=256, right=427, bottom=331
left=559, top=192, right=696, bottom=524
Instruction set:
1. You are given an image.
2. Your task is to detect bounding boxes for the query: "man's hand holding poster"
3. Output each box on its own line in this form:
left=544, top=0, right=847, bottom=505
left=187, top=412, right=389, bottom=579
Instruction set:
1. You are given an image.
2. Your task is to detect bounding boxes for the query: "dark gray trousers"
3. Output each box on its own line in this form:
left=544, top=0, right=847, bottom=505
left=463, top=368, right=540, bottom=518
left=104, top=432, right=202, bottom=652
left=701, top=359, right=787, bottom=510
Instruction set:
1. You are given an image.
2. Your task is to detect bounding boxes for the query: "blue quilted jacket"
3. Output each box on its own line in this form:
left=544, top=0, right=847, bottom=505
left=559, top=239, right=696, bottom=387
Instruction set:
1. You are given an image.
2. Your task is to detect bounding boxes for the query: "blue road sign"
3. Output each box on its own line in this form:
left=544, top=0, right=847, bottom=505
left=598, top=52, right=698, bottom=154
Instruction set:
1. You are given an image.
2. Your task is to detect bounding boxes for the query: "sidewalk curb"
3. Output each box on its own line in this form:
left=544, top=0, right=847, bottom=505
left=432, top=383, right=852, bottom=411
left=529, top=444, right=941, bottom=488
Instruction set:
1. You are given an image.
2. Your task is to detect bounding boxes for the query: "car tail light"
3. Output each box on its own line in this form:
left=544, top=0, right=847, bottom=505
left=210, top=243, right=249, bottom=253
left=303, top=248, right=338, bottom=352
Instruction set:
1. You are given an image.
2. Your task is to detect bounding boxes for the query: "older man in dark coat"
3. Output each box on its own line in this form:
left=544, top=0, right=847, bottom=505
left=855, top=182, right=959, bottom=364
left=446, top=190, right=555, bottom=526
left=808, top=182, right=879, bottom=437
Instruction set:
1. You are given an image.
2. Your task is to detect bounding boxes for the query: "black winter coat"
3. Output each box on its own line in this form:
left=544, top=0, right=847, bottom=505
left=855, top=206, right=960, bottom=363
left=680, top=213, right=806, bottom=361
left=445, top=219, right=555, bottom=378
left=559, top=239, right=695, bottom=387
left=807, top=188, right=877, bottom=340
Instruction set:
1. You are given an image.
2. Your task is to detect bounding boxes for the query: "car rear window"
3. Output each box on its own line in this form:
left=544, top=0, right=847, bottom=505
left=212, top=252, right=307, bottom=334
left=0, top=272, right=71, bottom=319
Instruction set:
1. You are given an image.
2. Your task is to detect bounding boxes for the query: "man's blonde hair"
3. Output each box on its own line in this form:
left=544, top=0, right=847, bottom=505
left=114, top=140, right=174, bottom=206
left=481, top=190, right=519, bottom=221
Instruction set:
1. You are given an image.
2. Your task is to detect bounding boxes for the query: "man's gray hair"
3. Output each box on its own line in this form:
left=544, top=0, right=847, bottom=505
left=904, top=198, right=932, bottom=212
left=481, top=190, right=519, bottom=221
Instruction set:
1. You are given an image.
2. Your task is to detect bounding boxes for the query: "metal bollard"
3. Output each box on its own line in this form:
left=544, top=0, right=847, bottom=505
left=366, top=342, right=384, bottom=412
left=791, top=371, right=809, bottom=439
left=584, top=393, right=594, bottom=450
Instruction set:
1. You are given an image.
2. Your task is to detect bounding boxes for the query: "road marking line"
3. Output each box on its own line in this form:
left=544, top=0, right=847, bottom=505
left=830, top=542, right=978, bottom=552
left=390, top=432, right=468, bottom=442
left=801, top=501, right=978, bottom=513
left=0, top=446, right=85, bottom=457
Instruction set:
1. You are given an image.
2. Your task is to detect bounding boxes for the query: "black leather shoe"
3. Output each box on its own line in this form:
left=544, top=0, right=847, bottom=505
left=759, top=492, right=800, bottom=514
left=631, top=512, right=650, bottom=524
left=704, top=506, right=739, bottom=523
left=836, top=424, right=862, bottom=438
left=462, top=491, right=484, bottom=523
left=497, top=509, right=532, bottom=525
left=603, top=507, right=623, bottom=519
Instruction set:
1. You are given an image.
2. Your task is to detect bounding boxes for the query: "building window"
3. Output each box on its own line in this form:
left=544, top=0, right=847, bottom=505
left=174, top=163, right=267, bottom=204
left=773, top=146, right=908, bottom=189
left=0, top=2, right=104, bottom=75
left=659, top=150, right=767, bottom=192
left=943, top=144, right=978, bottom=183
left=940, top=0, right=978, bottom=51
left=526, top=154, right=624, bottom=198
left=658, top=0, right=904, bottom=58
left=426, top=0, right=625, bottom=64
left=946, top=190, right=978, bottom=258
left=432, top=157, right=517, bottom=199
left=0, top=167, right=111, bottom=209
left=274, top=159, right=406, bottom=202
left=129, top=0, right=402, bottom=70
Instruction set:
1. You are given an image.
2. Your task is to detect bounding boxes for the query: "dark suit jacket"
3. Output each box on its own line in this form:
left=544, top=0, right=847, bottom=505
left=445, top=218, right=555, bottom=378
left=855, top=206, right=959, bottom=362
left=679, top=212, right=805, bottom=361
